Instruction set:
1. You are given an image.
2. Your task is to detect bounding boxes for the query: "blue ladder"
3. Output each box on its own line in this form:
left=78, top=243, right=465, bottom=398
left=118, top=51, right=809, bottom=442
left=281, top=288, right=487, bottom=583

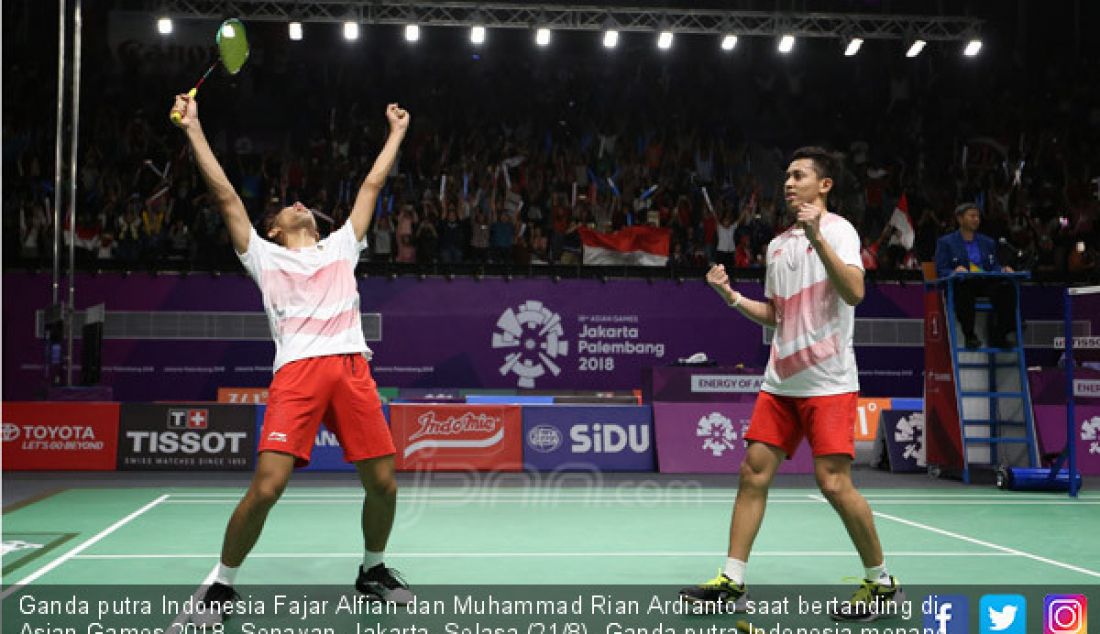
left=942, top=272, right=1040, bottom=483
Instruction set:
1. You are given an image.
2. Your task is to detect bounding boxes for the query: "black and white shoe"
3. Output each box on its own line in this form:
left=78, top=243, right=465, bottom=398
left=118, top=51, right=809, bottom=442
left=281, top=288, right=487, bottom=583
left=355, top=564, right=415, bottom=605
left=190, top=582, right=240, bottom=626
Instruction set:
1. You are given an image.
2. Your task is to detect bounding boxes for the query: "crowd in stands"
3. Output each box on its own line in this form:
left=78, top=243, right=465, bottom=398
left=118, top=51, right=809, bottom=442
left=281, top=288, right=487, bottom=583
left=5, top=7, right=1099, bottom=279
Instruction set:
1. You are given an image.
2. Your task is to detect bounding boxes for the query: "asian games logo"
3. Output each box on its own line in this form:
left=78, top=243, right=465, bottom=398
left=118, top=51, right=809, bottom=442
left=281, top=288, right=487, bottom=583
left=491, top=300, right=569, bottom=388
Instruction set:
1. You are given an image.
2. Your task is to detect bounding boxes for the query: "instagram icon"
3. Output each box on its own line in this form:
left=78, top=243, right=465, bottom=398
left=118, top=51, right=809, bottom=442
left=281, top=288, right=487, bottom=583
left=1045, top=595, right=1088, bottom=634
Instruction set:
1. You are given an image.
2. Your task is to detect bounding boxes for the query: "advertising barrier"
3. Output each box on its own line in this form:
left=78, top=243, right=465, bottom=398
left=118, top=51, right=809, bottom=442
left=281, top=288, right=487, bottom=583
left=2, top=402, right=120, bottom=471
left=652, top=402, right=813, bottom=474
left=522, top=405, right=655, bottom=471
left=253, top=405, right=391, bottom=472
left=390, top=404, right=522, bottom=471
left=117, top=404, right=256, bottom=471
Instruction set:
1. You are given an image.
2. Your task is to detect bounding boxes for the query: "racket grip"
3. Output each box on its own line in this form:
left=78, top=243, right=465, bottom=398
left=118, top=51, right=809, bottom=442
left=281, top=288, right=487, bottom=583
left=170, top=88, right=199, bottom=125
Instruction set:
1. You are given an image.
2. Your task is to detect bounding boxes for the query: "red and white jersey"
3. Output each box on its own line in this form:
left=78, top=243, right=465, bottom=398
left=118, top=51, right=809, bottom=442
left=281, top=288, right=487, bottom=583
left=762, top=213, right=863, bottom=396
left=238, top=222, right=370, bottom=374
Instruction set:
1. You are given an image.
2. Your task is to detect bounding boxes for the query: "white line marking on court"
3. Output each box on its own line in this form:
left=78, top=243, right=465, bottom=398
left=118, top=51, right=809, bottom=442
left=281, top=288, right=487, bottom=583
left=165, top=491, right=1099, bottom=499
left=72, top=551, right=1013, bottom=559
left=0, top=494, right=170, bottom=599
left=807, top=494, right=1100, bottom=579
left=160, top=498, right=1100, bottom=506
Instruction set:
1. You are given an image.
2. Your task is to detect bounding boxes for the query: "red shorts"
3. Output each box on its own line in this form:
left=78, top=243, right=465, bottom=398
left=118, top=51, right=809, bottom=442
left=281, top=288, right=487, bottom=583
left=744, top=391, right=857, bottom=459
left=258, top=354, right=395, bottom=467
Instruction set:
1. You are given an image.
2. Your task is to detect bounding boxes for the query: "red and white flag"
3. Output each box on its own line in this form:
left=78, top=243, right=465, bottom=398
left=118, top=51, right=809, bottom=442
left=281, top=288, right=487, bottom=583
left=887, top=193, right=915, bottom=250
left=579, top=226, right=670, bottom=266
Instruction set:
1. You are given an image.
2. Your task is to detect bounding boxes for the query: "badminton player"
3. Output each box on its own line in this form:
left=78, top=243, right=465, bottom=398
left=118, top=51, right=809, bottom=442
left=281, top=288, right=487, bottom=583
left=681, top=147, right=904, bottom=622
left=170, top=93, right=412, bottom=619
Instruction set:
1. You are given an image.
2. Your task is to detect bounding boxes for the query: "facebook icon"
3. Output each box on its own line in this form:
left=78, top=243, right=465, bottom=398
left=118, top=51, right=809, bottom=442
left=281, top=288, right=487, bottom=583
left=924, top=595, right=970, bottom=634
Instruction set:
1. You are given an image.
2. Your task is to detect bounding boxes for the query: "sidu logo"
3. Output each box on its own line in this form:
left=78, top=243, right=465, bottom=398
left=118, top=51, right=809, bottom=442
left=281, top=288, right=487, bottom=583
left=527, top=425, right=563, bottom=453
left=570, top=424, right=649, bottom=454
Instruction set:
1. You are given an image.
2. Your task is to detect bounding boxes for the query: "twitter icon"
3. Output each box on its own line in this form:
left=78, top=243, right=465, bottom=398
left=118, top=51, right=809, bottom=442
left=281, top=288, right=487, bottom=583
left=981, top=595, right=1026, bottom=634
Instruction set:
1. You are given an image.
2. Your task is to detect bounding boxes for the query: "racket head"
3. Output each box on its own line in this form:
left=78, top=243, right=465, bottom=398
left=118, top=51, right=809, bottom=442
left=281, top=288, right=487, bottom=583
left=215, top=18, right=249, bottom=75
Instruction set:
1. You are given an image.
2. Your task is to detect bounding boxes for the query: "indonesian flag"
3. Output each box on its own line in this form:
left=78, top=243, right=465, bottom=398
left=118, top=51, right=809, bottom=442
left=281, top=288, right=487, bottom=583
left=886, top=193, right=915, bottom=250
left=579, top=226, right=670, bottom=266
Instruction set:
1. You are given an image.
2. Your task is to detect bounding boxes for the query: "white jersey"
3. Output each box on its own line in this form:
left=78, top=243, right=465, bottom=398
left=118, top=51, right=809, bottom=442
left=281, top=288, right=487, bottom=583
left=238, top=222, right=371, bottom=374
left=762, top=213, right=863, bottom=397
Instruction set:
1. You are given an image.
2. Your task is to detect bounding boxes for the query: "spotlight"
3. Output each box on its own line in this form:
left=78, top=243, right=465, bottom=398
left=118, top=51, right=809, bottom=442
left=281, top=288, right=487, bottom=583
left=964, top=39, right=982, bottom=56
left=720, top=34, right=738, bottom=51
left=343, top=21, right=359, bottom=41
left=905, top=39, right=926, bottom=57
left=535, top=27, right=551, bottom=47
left=288, top=21, right=303, bottom=41
left=778, top=34, right=795, bottom=54
left=157, top=17, right=173, bottom=35
left=657, top=31, right=673, bottom=50
left=603, top=29, right=619, bottom=48
left=405, top=24, right=420, bottom=42
left=844, top=37, right=863, bottom=56
left=470, top=25, right=486, bottom=45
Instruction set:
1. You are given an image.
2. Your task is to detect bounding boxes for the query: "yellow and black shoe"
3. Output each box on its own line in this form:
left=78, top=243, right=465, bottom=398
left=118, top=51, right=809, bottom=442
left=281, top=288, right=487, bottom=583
left=678, top=572, right=749, bottom=611
left=829, top=577, right=906, bottom=622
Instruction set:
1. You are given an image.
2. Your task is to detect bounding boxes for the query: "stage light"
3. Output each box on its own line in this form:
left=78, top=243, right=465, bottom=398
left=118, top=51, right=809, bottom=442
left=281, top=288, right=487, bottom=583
left=157, top=17, right=173, bottom=35
left=288, top=21, right=303, bottom=41
left=778, top=34, right=795, bottom=53
left=657, top=31, right=673, bottom=50
left=471, top=25, right=486, bottom=45
left=603, top=29, right=619, bottom=48
left=906, top=39, right=926, bottom=57
left=405, top=24, right=420, bottom=42
left=536, top=28, right=551, bottom=47
left=844, top=37, right=863, bottom=56
left=964, top=39, right=982, bottom=56
left=343, top=21, right=359, bottom=41
left=720, top=34, right=738, bottom=51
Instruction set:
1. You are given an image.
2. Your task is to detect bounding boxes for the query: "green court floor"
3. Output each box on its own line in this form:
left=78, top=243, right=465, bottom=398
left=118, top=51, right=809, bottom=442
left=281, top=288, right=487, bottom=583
left=3, top=483, right=1098, bottom=595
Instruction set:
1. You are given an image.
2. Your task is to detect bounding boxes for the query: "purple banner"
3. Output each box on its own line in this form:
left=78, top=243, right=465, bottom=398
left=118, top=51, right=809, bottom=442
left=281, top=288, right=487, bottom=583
left=522, top=405, right=655, bottom=472
left=880, top=410, right=925, bottom=473
left=7, top=273, right=1077, bottom=402
left=1028, top=368, right=1100, bottom=405
left=652, top=402, right=813, bottom=474
left=1033, top=405, right=1100, bottom=474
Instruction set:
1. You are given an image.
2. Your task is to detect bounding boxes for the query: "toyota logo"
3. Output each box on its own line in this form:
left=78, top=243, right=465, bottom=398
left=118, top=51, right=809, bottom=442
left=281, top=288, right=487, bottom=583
left=2, top=424, right=21, bottom=442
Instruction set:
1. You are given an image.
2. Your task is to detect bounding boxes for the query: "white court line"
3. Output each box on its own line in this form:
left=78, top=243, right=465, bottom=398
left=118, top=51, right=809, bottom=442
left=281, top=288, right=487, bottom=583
left=160, top=498, right=1100, bottom=506
left=0, top=494, right=169, bottom=599
left=165, top=491, right=1100, bottom=499
left=807, top=494, right=1100, bottom=579
left=72, top=551, right=1013, bottom=560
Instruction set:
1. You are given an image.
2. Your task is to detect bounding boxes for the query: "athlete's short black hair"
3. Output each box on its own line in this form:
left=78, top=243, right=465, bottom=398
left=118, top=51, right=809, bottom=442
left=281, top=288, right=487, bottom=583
left=790, top=146, right=839, bottom=181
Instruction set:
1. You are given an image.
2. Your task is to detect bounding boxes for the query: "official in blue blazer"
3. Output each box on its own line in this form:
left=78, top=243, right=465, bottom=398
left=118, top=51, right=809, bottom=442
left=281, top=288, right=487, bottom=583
left=934, top=203, right=1018, bottom=349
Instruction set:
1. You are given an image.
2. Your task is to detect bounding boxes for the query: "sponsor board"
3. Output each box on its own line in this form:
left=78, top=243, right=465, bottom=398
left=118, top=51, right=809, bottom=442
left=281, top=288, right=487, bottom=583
left=390, top=404, right=521, bottom=471
left=253, top=405, right=390, bottom=471
left=522, top=406, right=655, bottom=471
left=689, top=374, right=765, bottom=394
left=652, top=402, right=813, bottom=474
left=2, top=402, right=120, bottom=470
left=1033, top=405, right=1100, bottom=474
left=881, top=410, right=926, bottom=473
left=117, top=404, right=256, bottom=470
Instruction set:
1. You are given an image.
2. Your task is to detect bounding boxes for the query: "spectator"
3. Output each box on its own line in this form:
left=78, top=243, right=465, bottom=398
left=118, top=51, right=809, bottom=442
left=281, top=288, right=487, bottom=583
left=371, top=215, right=394, bottom=262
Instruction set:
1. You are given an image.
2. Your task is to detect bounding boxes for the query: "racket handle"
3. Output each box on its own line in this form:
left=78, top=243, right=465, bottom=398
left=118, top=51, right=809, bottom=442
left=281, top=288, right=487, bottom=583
left=170, top=88, right=199, bottom=125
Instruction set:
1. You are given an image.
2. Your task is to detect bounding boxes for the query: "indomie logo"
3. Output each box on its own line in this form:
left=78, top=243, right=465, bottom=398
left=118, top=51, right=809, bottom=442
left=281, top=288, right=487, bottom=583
left=404, top=412, right=505, bottom=459
left=409, top=412, right=499, bottom=441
